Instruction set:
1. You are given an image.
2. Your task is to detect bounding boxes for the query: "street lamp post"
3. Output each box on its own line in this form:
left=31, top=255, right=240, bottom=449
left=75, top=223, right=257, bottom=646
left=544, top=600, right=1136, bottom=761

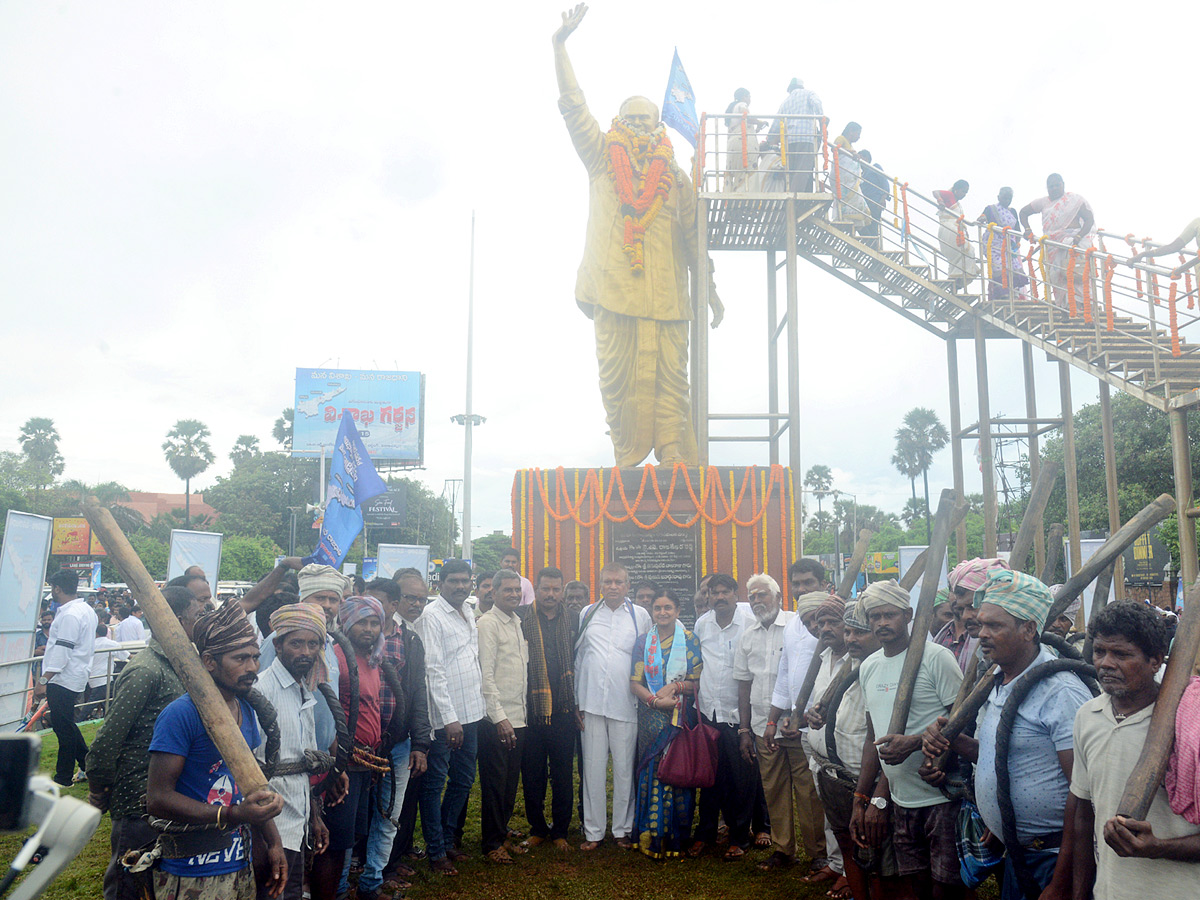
left=452, top=213, right=485, bottom=563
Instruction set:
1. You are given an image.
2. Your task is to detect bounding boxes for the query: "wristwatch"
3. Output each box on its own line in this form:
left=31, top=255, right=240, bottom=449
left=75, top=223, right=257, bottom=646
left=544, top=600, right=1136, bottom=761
left=38, top=676, right=48, bottom=685
left=870, top=796, right=888, bottom=810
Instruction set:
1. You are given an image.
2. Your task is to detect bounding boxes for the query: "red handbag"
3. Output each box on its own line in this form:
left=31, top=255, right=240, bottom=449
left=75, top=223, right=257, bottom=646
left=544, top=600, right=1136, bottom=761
left=657, top=696, right=720, bottom=789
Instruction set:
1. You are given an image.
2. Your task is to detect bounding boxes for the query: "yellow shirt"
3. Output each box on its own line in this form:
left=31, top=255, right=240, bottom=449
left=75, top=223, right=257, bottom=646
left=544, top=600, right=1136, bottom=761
left=559, top=89, right=699, bottom=322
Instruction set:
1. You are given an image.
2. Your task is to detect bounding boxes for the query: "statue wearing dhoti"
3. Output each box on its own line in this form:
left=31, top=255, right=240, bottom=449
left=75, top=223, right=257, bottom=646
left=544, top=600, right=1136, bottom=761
left=554, top=4, right=723, bottom=467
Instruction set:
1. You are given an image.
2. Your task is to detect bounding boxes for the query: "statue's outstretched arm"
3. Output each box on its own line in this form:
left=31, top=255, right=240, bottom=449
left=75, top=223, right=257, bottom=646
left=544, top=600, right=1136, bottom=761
left=553, top=4, right=587, bottom=96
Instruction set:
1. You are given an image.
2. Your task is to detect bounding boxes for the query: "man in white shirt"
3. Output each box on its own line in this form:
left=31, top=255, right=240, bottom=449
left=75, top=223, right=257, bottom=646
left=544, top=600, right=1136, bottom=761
left=574, top=561, right=651, bottom=850
left=477, top=571, right=529, bottom=863
left=113, top=601, right=147, bottom=643
left=41, top=569, right=99, bottom=786
left=690, top=573, right=758, bottom=859
left=87, top=621, right=129, bottom=714
left=500, top=548, right=536, bottom=607
left=418, top=559, right=486, bottom=875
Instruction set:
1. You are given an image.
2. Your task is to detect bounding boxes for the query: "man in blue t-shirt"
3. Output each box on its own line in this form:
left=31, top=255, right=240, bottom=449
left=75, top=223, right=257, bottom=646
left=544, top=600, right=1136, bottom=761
left=147, top=601, right=286, bottom=899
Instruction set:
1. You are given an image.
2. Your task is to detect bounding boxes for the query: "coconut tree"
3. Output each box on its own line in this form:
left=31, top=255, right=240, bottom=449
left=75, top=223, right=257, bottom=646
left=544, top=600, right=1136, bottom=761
left=162, top=420, right=215, bottom=526
left=900, top=407, right=950, bottom=542
left=229, top=435, right=260, bottom=465
left=18, top=417, right=64, bottom=500
left=804, top=464, right=834, bottom=532
left=273, top=408, right=294, bottom=451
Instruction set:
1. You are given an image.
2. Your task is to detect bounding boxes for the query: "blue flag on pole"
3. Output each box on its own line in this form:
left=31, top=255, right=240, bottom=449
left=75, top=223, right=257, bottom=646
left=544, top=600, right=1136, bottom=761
left=662, top=48, right=699, bottom=148
left=304, top=412, right=387, bottom=568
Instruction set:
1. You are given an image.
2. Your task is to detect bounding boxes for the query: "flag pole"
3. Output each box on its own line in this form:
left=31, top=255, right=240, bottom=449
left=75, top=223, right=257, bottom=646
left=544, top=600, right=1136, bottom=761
left=463, top=211, right=475, bottom=563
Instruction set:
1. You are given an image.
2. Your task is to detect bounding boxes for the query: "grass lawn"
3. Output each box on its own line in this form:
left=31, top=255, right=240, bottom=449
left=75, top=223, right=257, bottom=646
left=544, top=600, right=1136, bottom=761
left=4, top=724, right=1000, bottom=899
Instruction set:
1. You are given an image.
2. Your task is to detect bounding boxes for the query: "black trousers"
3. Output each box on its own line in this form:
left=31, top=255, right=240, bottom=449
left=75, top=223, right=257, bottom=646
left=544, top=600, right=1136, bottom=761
left=46, top=683, right=87, bottom=785
left=694, top=715, right=760, bottom=848
left=521, top=716, right=576, bottom=840
left=478, top=722, right=524, bottom=853
left=103, top=816, right=158, bottom=900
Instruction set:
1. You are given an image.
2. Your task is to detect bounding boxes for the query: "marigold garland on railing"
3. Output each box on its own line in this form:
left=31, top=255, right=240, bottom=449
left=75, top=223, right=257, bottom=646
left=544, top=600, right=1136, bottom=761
left=1169, top=278, right=1182, bottom=357
left=1104, top=255, right=1116, bottom=331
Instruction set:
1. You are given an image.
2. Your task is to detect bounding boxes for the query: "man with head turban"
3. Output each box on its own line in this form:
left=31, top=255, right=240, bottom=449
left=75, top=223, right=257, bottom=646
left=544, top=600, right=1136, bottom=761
left=939, top=565, right=992, bottom=674
left=146, top=600, right=287, bottom=900
left=948, top=557, right=1011, bottom=595
left=930, top=589, right=955, bottom=638
left=756, top=589, right=829, bottom=874
left=1045, top=585, right=1080, bottom=638
left=923, top=569, right=1092, bottom=900
left=253, top=603, right=331, bottom=900
left=851, top=581, right=964, bottom=897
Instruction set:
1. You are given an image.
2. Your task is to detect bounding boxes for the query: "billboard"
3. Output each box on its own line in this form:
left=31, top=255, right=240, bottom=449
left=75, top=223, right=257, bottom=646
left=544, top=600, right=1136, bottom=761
left=293, top=368, right=424, bottom=463
left=0, top=512, right=54, bottom=730
left=377, top=544, right=431, bottom=581
left=1123, top=527, right=1170, bottom=585
left=364, top=490, right=407, bottom=528
left=50, top=518, right=107, bottom=557
left=167, top=530, right=223, bottom=599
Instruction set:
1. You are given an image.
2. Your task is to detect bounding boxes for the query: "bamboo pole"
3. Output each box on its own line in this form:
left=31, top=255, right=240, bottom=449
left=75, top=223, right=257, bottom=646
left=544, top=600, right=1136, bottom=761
left=1059, top=363, right=1083, bottom=576
left=930, top=652, right=984, bottom=771
left=929, top=663, right=1000, bottom=750
left=836, top=529, right=874, bottom=600
left=975, top=321, right=998, bottom=556
left=1117, top=579, right=1200, bottom=818
left=1040, top=523, right=1065, bottom=584
left=1081, top=564, right=1114, bottom=662
left=82, top=501, right=271, bottom=797
left=1022, top=343, right=1046, bottom=576
left=1008, top=461, right=1060, bottom=574
left=885, top=488, right=957, bottom=736
left=1044, top=494, right=1177, bottom=628
left=898, top=500, right=970, bottom=592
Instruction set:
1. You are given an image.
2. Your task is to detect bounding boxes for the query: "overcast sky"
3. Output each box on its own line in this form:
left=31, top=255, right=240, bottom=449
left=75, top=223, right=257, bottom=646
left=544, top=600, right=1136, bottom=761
left=2, top=2, right=1197, bottom=546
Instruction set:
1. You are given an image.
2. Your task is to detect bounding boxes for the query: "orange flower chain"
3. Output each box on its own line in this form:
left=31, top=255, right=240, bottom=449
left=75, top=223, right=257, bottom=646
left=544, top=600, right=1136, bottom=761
left=604, top=118, right=675, bottom=272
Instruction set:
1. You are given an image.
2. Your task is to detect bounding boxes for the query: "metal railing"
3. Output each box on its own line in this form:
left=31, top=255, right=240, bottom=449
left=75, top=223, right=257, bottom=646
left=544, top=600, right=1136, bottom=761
left=3, top=641, right=148, bottom=725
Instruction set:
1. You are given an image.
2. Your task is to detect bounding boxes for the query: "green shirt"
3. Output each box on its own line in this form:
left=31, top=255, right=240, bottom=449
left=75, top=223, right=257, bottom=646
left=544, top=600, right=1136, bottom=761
left=85, top=638, right=184, bottom=819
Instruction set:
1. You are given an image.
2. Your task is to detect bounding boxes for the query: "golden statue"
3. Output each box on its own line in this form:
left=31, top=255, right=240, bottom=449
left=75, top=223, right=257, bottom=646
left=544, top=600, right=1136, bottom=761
left=554, top=4, right=723, bottom=468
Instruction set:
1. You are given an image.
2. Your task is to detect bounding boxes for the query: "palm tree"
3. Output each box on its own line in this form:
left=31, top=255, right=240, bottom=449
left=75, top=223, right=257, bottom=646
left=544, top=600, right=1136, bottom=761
left=891, top=429, right=922, bottom=500
left=900, top=407, right=950, bottom=542
left=804, top=464, right=834, bottom=532
left=162, top=420, right=215, bottom=526
left=229, top=435, right=260, bottom=465
left=902, top=497, right=928, bottom=529
left=273, top=409, right=294, bottom=451
left=18, top=417, right=64, bottom=499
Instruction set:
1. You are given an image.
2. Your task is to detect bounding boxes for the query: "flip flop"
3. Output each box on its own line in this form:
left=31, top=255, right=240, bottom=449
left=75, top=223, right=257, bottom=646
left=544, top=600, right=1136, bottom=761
left=803, top=865, right=839, bottom=884
left=754, top=832, right=772, bottom=848
left=722, top=845, right=747, bottom=861
left=686, top=840, right=708, bottom=858
left=756, top=851, right=794, bottom=871
left=826, top=876, right=852, bottom=899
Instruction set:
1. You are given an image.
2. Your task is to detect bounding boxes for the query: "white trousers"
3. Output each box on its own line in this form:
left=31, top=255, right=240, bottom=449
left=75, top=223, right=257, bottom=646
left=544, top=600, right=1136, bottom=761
left=804, top=733, right=843, bottom=874
left=580, top=711, right=638, bottom=841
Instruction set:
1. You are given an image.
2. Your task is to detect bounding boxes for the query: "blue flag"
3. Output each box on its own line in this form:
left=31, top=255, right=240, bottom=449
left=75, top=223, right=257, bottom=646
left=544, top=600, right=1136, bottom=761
left=304, top=412, right=387, bottom=568
left=662, top=48, right=698, bottom=148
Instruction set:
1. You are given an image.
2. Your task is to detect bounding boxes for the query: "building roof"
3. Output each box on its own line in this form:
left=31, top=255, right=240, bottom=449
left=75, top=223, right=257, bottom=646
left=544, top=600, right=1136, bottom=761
left=116, top=491, right=219, bottom=526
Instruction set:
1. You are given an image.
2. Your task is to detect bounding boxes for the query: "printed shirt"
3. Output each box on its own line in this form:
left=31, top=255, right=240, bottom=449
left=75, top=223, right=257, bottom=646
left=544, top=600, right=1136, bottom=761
left=732, top=610, right=795, bottom=735
left=694, top=604, right=756, bottom=724
left=85, top=639, right=185, bottom=819
left=574, top=599, right=652, bottom=723
left=42, top=597, right=99, bottom=693
left=419, top=596, right=485, bottom=730
left=974, top=646, right=1091, bottom=842
left=254, top=658, right=318, bottom=853
left=149, top=693, right=261, bottom=876
left=770, top=614, right=821, bottom=729
left=477, top=606, right=529, bottom=727
left=378, top=625, right=406, bottom=734
left=859, top=641, right=962, bottom=809
left=1071, top=694, right=1200, bottom=900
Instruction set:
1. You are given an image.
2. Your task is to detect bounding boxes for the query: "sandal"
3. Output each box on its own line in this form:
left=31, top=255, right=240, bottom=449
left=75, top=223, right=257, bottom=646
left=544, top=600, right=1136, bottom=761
left=686, top=840, right=708, bottom=858
left=754, top=832, right=772, bottom=848
left=387, top=863, right=416, bottom=880
left=504, top=840, right=529, bottom=855
left=579, top=840, right=601, bottom=851
left=804, top=865, right=838, bottom=884
left=614, top=837, right=635, bottom=851
left=485, top=847, right=515, bottom=865
left=722, top=845, right=747, bottom=861
left=446, top=847, right=470, bottom=863
left=826, top=876, right=852, bottom=899
left=429, top=857, right=458, bottom=876
left=756, top=851, right=794, bottom=871
left=380, top=878, right=412, bottom=895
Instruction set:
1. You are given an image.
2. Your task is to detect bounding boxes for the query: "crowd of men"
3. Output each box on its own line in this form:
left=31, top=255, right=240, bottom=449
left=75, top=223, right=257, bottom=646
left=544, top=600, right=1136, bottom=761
left=31, top=546, right=1196, bottom=900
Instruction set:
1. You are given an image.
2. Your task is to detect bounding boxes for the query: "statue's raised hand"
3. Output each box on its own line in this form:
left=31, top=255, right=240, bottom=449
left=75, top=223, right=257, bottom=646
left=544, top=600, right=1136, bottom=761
left=554, top=3, right=587, bottom=43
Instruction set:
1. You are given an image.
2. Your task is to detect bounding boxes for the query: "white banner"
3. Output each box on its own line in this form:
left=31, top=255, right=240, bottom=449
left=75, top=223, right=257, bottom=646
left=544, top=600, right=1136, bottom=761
left=376, top=544, right=430, bottom=581
left=167, top=530, right=223, bottom=598
left=898, top=544, right=949, bottom=602
left=0, top=512, right=54, bottom=730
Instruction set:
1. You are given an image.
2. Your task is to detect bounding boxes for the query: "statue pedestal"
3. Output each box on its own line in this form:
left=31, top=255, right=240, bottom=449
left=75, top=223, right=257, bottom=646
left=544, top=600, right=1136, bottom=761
left=511, top=465, right=802, bottom=618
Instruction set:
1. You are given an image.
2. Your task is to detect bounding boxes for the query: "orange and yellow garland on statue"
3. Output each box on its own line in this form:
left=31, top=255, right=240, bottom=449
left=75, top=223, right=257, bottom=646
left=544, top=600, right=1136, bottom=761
left=604, top=118, right=675, bottom=272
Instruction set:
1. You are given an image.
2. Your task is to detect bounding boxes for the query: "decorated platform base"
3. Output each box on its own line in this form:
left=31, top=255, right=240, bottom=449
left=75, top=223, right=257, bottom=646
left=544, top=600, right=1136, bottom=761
left=511, top=465, right=802, bottom=619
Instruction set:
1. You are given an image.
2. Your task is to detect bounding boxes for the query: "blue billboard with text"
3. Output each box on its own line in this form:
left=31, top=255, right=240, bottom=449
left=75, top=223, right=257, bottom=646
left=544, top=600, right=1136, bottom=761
left=292, top=368, right=425, bottom=463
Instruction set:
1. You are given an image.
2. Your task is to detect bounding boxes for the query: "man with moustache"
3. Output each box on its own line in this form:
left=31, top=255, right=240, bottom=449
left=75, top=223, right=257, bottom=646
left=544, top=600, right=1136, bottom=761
left=789, top=559, right=826, bottom=612
left=690, top=573, right=757, bottom=859
left=252, top=604, right=332, bottom=900
left=691, top=574, right=714, bottom=622
left=1067, top=601, right=1200, bottom=900
left=500, top=548, right=536, bottom=607
left=146, top=602, right=287, bottom=900
left=851, top=582, right=963, bottom=900
left=563, top=581, right=590, bottom=620
left=923, top=571, right=1090, bottom=900
left=939, top=557, right=1009, bottom=672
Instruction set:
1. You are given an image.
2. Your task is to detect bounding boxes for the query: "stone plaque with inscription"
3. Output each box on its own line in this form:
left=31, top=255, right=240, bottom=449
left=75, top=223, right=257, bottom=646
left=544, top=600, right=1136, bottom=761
left=609, top=519, right=699, bottom=625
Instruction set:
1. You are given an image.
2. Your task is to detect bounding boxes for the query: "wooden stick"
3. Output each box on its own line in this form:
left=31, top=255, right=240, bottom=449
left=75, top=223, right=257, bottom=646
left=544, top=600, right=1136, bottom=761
left=813, top=658, right=858, bottom=713
left=836, top=529, right=874, bottom=600
left=1040, top=523, right=1065, bottom=584
left=82, top=501, right=270, bottom=797
left=1081, top=564, right=1114, bottom=661
left=932, top=652, right=983, bottom=771
left=1043, top=494, right=1176, bottom=629
left=899, top=500, right=970, bottom=592
left=1008, top=461, right=1061, bottom=573
left=793, top=640, right=828, bottom=725
left=933, top=663, right=1000, bottom=749
left=1117, top=579, right=1200, bottom=819
left=886, top=488, right=957, bottom=736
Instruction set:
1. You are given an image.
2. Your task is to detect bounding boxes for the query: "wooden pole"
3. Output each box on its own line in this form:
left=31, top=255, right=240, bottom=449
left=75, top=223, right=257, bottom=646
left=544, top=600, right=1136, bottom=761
left=930, top=652, right=984, bottom=771
left=886, top=488, right=957, bottom=736
left=930, top=663, right=1000, bottom=750
left=82, top=501, right=270, bottom=797
left=974, top=320, right=998, bottom=556
left=1117, top=579, right=1200, bottom=818
left=948, top=339, right=968, bottom=561
left=1040, top=523, right=1065, bottom=584
left=793, top=640, right=828, bottom=725
left=1098, top=383, right=1125, bottom=600
left=1059, top=363, right=1083, bottom=577
left=1169, top=408, right=1197, bottom=591
left=814, top=658, right=858, bottom=713
left=1043, top=494, right=1177, bottom=628
left=898, top=500, right=970, bottom=592
left=1008, top=461, right=1061, bottom=574
left=1022, top=343, right=1047, bottom=576
left=836, top=529, right=874, bottom=600
left=1081, top=564, right=1114, bottom=661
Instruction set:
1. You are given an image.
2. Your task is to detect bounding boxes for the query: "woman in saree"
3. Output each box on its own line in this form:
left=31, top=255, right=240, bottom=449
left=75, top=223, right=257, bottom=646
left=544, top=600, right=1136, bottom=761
left=934, top=179, right=979, bottom=280
left=1019, top=173, right=1096, bottom=310
left=830, top=122, right=870, bottom=231
left=977, top=186, right=1030, bottom=300
left=629, top=588, right=703, bottom=859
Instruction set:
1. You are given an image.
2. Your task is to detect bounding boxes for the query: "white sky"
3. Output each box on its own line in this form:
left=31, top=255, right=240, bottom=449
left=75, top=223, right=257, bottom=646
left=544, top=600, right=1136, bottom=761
left=2, top=2, right=1197, bottom=544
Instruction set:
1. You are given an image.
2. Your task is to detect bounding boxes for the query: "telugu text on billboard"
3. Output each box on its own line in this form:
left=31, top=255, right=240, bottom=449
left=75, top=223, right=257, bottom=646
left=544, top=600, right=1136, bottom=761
left=293, top=368, right=424, bottom=463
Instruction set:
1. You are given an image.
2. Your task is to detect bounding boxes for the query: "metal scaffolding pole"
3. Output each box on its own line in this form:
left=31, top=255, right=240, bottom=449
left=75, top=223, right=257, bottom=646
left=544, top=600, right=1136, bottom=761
left=974, top=318, right=998, bottom=556
left=947, top=339, right=967, bottom=560
left=767, top=250, right=780, bottom=466
left=786, top=198, right=802, bottom=557
left=1022, top=343, right=1046, bottom=576
left=1170, top=407, right=1198, bottom=591
left=1059, top=362, right=1083, bottom=577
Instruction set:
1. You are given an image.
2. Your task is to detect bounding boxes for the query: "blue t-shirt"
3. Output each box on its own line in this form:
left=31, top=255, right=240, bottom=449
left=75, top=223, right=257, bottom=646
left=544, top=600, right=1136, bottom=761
left=149, top=693, right=261, bottom=876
